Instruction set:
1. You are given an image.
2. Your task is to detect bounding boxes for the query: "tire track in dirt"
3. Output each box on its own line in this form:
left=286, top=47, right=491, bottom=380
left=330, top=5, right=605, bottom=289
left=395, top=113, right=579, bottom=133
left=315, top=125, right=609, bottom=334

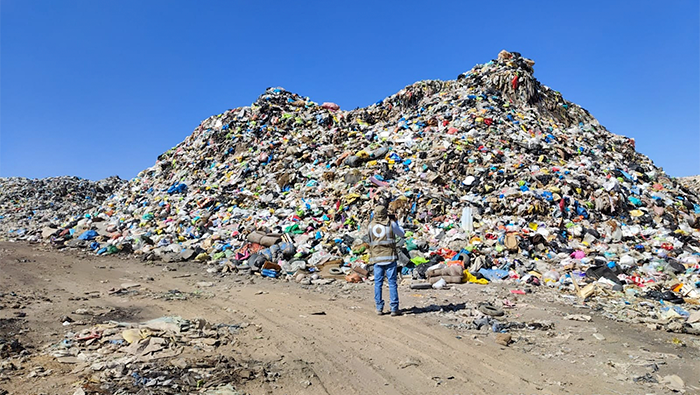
left=3, top=244, right=698, bottom=395
left=211, top=284, right=543, bottom=394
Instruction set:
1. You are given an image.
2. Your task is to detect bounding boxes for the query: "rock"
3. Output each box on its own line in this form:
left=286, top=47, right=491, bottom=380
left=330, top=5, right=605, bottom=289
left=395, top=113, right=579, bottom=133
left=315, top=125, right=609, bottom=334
left=592, top=333, right=606, bottom=341
left=662, top=374, right=685, bottom=392
left=495, top=333, right=512, bottom=346
left=120, top=282, right=141, bottom=289
left=180, top=249, right=196, bottom=261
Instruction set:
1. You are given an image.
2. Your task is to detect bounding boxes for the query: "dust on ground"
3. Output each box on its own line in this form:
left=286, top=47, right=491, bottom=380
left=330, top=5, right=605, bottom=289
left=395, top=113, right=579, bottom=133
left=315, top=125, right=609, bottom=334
left=0, top=242, right=698, bottom=395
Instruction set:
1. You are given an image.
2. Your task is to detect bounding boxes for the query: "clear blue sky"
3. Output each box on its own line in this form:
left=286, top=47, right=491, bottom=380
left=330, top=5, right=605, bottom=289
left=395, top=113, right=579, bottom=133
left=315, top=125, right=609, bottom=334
left=1, top=1, right=698, bottom=180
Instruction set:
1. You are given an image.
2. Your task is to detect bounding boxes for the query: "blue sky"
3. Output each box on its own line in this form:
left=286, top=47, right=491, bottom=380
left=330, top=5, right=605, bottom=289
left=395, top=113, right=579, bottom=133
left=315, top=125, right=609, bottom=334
left=1, top=1, right=698, bottom=180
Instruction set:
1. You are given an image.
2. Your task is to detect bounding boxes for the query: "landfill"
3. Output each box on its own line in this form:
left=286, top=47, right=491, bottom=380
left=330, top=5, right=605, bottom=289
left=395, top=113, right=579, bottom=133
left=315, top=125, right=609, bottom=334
left=39, top=316, right=273, bottom=394
left=1, top=50, right=699, bottom=335
left=0, top=176, right=124, bottom=241
left=680, top=175, right=700, bottom=196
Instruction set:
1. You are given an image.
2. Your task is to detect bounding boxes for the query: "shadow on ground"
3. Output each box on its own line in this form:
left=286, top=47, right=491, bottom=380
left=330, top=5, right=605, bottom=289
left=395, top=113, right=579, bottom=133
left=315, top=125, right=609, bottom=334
left=405, top=302, right=468, bottom=315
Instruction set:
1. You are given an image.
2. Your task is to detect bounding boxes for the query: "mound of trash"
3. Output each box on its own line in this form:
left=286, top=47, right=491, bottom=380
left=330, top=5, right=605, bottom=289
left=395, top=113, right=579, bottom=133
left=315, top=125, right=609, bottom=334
left=2, top=51, right=700, bottom=318
left=0, top=176, right=124, bottom=239
left=680, top=176, right=700, bottom=196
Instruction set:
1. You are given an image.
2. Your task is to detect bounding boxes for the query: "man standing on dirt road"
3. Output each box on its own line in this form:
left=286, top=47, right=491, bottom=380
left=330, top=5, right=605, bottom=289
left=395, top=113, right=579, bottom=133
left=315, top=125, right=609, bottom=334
left=368, top=205, right=405, bottom=316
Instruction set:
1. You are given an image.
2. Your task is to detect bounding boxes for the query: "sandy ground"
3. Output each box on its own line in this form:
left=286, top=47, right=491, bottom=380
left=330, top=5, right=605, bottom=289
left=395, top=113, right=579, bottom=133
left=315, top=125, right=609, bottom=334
left=0, top=241, right=699, bottom=395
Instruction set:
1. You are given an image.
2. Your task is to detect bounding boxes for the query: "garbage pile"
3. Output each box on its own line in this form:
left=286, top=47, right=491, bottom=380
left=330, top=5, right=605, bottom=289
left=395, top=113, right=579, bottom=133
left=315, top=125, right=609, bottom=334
left=0, top=176, right=124, bottom=241
left=3, top=50, right=700, bottom=318
left=680, top=175, right=700, bottom=196
left=44, top=316, right=271, bottom=394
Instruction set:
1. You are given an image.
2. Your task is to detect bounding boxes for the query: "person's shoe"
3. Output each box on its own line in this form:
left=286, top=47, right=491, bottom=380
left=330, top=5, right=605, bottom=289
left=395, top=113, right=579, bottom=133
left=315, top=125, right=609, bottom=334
left=390, top=310, right=402, bottom=317
left=376, top=310, right=386, bottom=316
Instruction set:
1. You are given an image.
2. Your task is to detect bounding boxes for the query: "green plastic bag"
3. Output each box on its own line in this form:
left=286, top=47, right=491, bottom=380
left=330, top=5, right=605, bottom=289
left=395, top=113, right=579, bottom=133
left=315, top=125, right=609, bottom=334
left=405, top=239, right=418, bottom=251
left=410, top=256, right=429, bottom=265
left=285, top=224, right=304, bottom=234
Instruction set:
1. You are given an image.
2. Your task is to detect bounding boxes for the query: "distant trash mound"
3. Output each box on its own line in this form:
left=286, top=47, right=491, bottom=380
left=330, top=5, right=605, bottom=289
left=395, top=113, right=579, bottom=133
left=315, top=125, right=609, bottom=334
left=0, top=176, right=124, bottom=238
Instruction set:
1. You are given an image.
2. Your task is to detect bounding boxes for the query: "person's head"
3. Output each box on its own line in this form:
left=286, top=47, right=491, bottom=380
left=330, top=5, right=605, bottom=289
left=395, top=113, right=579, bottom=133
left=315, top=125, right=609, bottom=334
left=374, top=205, right=388, bottom=221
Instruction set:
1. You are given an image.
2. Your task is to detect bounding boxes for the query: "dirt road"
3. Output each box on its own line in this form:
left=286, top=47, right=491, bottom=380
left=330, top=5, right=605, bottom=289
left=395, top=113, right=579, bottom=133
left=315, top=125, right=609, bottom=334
left=0, top=242, right=698, bottom=394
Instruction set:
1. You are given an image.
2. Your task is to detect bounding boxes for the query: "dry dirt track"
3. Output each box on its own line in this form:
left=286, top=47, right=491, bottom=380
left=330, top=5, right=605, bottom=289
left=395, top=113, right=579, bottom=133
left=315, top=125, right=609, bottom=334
left=1, top=242, right=699, bottom=395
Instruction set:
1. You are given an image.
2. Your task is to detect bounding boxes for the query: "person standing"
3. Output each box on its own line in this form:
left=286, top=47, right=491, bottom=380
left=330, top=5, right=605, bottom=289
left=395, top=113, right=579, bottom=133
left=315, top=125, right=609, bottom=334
left=368, top=205, right=405, bottom=316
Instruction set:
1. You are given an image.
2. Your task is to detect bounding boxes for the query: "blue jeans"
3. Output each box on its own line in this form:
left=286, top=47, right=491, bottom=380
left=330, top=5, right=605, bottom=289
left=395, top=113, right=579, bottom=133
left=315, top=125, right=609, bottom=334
left=374, top=262, right=399, bottom=312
